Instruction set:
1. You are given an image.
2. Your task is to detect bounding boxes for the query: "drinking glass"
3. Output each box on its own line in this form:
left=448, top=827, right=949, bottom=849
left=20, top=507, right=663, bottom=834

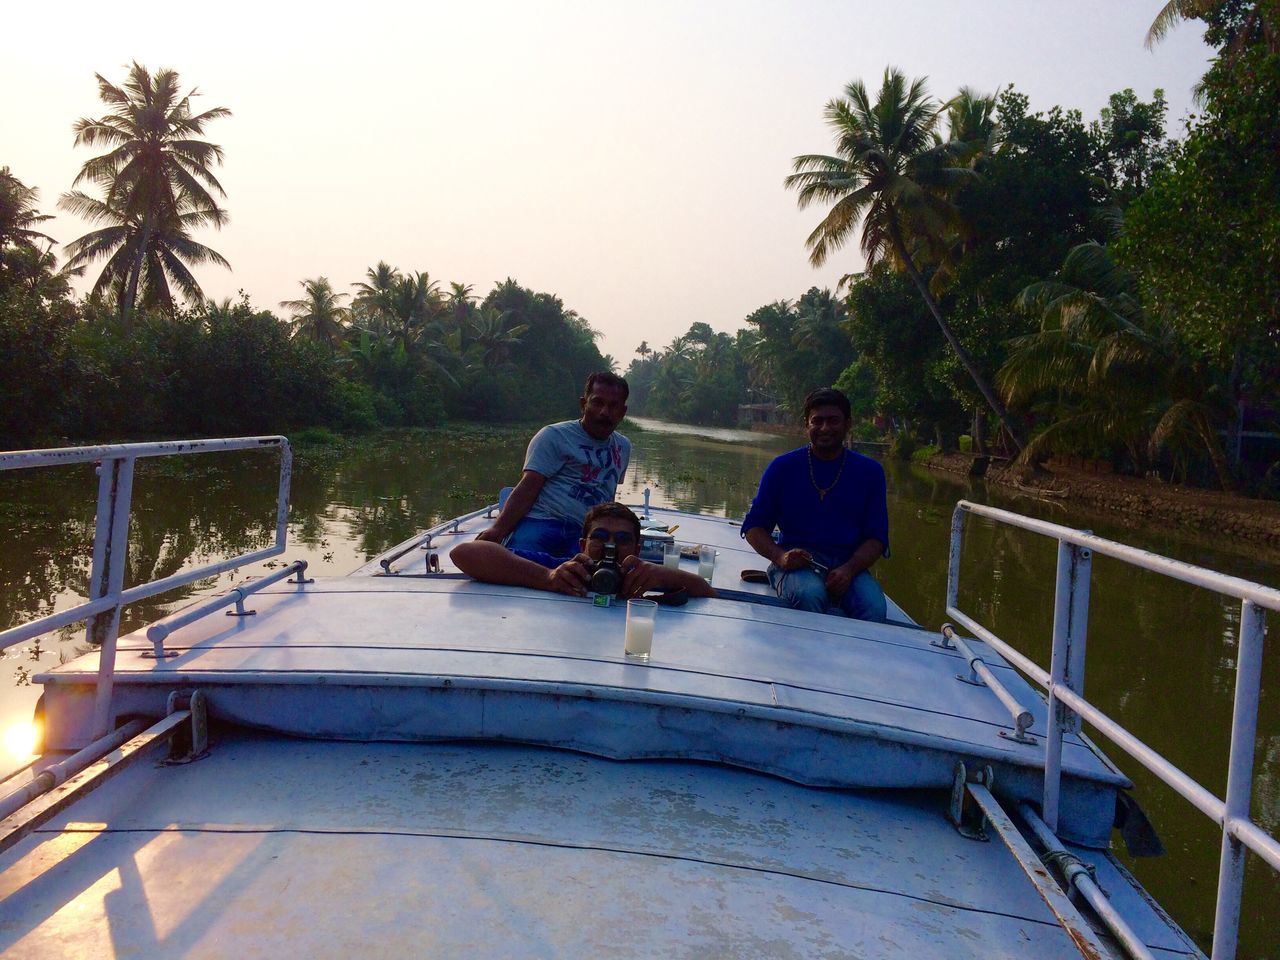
left=624, top=599, right=658, bottom=660
left=697, top=545, right=716, bottom=582
left=662, top=541, right=680, bottom=569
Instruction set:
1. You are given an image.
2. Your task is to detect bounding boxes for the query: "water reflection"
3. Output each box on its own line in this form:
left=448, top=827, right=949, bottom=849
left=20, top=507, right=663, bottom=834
left=0, top=421, right=1276, bottom=954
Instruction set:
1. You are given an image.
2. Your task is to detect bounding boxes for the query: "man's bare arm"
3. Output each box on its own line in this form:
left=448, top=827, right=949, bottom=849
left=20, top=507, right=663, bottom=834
left=452, top=540, right=591, bottom=595
left=744, top=527, right=811, bottom=571
left=619, top=557, right=715, bottom=598
left=475, top=470, right=546, bottom=543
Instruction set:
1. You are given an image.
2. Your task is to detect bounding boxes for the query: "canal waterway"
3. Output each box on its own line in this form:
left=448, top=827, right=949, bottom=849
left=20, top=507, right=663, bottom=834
left=1, top=419, right=1276, bottom=955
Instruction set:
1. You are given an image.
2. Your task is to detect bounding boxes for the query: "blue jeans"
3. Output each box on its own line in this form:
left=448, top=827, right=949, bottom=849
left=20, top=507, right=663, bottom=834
left=506, top=517, right=582, bottom=559
left=767, top=551, right=887, bottom=622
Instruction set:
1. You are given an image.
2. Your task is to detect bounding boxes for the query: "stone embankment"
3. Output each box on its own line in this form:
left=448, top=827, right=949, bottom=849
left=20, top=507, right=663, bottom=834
left=924, top=452, right=1280, bottom=550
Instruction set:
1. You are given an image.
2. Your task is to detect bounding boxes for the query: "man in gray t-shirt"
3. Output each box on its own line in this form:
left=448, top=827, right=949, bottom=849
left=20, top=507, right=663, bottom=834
left=477, top=372, right=631, bottom=558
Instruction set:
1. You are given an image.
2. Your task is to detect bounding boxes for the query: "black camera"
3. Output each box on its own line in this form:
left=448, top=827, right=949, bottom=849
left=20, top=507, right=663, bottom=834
left=589, top=543, right=623, bottom=596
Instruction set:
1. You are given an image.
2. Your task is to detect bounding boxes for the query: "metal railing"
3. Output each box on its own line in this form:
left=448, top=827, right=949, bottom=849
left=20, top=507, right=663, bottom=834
left=946, top=500, right=1278, bottom=960
left=0, top=437, right=292, bottom=739
left=378, top=503, right=497, bottom=574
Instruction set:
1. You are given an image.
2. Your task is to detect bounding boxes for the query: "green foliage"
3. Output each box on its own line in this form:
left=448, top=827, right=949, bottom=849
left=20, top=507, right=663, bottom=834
left=844, top=266, right=964, bottom=441
left=887, top=432, right=917, bottom=460
left=291, top=426, right=339, bottom=446
left=910, top=444, right=941, bottom=463
left=1115, top=43, right=1280, bottom=389
left=329, top=379, right=380, bottom=433
left=626, top=322, right=752, bottom=426
left=1001, top=242, right=1236, bottom=487
left=0, top=291, right=78, bottom=445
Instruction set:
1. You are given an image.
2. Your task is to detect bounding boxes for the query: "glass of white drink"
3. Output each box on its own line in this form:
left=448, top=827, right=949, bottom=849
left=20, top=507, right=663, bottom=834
left=697, top=545, right=716, bottom=582
left=662, top=541, right=680, bottom=569
left=624, top=599, right=658, bottom=661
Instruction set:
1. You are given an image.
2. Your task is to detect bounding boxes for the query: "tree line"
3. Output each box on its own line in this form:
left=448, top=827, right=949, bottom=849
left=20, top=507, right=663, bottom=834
left=0, top=67, right=610, bottom=444
left=628, top=2, right=1278, bottom=493
left=3, top=3, right=1276, bottom=493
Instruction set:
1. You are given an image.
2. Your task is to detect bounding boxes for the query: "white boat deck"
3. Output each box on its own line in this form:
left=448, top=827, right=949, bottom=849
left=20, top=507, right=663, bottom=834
left=0, top=735, right=1200, bottom=960
left=0, top=438, right=1238, bottom=957
left=37, top=572, right=1126, bottom=848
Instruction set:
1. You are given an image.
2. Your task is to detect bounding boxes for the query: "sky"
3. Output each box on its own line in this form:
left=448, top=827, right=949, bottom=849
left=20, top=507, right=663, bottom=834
left=3, top=1, right=1212, bottom=365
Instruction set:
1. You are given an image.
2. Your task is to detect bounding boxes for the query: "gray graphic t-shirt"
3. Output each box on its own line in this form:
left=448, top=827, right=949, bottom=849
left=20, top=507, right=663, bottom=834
left=523, top=420, right=630, bottom=525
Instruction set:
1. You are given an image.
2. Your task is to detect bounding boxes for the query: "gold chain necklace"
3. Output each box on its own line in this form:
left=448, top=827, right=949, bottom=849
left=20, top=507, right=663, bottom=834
left=808, top=445, right=846, bottom=501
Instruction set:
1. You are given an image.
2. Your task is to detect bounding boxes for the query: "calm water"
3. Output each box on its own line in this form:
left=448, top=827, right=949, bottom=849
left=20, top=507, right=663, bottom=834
left=1, top=420, right=1276, bottom=956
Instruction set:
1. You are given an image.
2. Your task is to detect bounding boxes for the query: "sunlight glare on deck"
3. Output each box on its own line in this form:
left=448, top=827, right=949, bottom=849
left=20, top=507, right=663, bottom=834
left=3, top=720, right=39, bottom=762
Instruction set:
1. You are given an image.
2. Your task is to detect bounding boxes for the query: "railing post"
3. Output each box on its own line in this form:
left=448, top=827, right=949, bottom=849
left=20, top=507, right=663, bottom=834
left=946, top=505, right=966, bottom=610
left=87, top=456, right=135, bottom=739
left=1210, top=599, right=1265, bottom=960
left=1043, top=540, right=1092, bottom=832
left=274, top=441, right=292, bottom=549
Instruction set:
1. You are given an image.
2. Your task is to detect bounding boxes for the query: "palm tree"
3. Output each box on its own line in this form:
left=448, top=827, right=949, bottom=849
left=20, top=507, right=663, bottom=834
left=351, top=262, right=402, bottom=334
left=387, top=271, right=444, bottom=351
left=0, top=168, right=56, bottom=253
left=635, top=340, right=653, bottom=359
left=785, top=68, right=1024, bottom=451
left=280, top=277, right=350, bottom=348
left=468, top=305, right=529, bottom=369
left=60, top=192, right=230, bottom=319
left=1147, top=1, right=1278, bottom=54
left=1001, top=242, right=1235, bottom=487
left=59, top=63, right=231, bottom=325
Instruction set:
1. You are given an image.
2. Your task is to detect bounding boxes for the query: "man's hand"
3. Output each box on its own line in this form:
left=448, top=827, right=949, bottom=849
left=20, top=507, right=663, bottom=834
left=619, top=555, right=668, bottom=598
left=546, top=554, right=592, bottom=596
left=475, top=527, right=507, bottom=544
left=825, top=562, right=855, bottom=599
left=777, top=548, right=813, bottom=571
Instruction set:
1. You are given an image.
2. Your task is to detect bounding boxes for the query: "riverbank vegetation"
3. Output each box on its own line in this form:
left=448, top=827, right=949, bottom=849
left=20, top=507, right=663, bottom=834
left=0, top=68, right=610, bottom=445
left=1, top=4, right=1275, bottom=496
left=628, top=3, right=1278, bottom=496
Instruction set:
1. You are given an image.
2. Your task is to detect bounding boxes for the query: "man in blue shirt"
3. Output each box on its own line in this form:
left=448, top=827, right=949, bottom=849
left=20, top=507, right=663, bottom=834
left=741, top=387, right=888, bottom=622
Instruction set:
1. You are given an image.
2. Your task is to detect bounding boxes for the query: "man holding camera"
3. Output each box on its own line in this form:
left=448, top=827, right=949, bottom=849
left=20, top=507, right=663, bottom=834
left=742, top=387, right=888, bottom=622
left=453, top=502, right=714, bottom=600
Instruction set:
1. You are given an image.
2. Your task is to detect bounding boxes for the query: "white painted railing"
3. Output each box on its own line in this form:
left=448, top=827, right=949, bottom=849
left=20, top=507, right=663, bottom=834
left=0, top=437, right=292, bottom=739
left=946, top=499, right=1278, bottom=960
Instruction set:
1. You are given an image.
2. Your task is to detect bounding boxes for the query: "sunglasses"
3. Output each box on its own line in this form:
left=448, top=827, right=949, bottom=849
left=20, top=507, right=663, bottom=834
left=587, top=529, right=636, bottom=545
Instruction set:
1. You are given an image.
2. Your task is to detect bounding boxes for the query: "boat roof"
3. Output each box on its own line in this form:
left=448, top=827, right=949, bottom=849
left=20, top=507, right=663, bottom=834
left=13, top=499, right=1208, bottom=958
left=0, top=734, right=1200, bottom=960
left=36, top=572, right=1126, bottom=847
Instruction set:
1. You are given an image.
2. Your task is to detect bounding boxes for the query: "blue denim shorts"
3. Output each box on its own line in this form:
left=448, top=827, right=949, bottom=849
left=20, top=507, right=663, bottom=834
left=505, top=517, right=582, bottom=559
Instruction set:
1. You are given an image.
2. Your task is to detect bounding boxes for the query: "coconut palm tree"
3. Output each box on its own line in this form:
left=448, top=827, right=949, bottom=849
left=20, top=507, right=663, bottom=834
left=350, top=262, right=402, bottom=334
left=1147, top=0, right=1278, bottom=54
left=785, top=68, right=1024, bottom=451
left=60, top=192, right=230, bottom=318
left=468, top=305, right=529, bottom=370
left=387, top=271, right=444, bottom=351
left=59, top=63, right=230, bottom=325
left=1001, top=242, right=1235, bottom=487
left=280, top=277, right=350, bottom=348
left=0, top=168, right=56, bottom=253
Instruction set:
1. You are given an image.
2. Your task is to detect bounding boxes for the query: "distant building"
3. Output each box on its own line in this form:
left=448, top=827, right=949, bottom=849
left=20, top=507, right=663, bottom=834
left=737, top=402, right=786, bottom=427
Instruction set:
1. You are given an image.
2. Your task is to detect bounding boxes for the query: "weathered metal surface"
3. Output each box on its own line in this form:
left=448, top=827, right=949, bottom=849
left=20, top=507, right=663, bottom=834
left=36, top=575, right=1129, bottom=845
left=967, top=782, right=1110, bottom=960
left=0, top=737, right=1200, bottom=959
left=0, top=712, right=188, bottom=857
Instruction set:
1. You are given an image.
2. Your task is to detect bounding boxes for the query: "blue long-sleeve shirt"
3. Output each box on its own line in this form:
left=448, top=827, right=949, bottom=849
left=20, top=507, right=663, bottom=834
left=741, top=447, right=889, bottom=565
